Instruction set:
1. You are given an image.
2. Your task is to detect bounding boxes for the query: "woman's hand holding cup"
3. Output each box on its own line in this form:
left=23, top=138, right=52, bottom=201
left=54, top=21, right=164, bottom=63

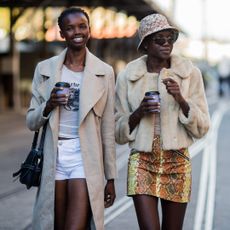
left=43, top=82, right=70, bottom=117
left=141, top=91, right=160, bottom=114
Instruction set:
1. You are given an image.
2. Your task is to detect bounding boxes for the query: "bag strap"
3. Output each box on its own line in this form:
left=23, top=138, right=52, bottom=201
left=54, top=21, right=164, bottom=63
left=31, top=130, right=39, bottom=150
left=37, top=121, right=48, bottom=157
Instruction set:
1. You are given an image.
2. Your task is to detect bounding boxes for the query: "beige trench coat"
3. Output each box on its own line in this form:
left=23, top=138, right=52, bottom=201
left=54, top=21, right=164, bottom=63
left=26, top=48, right=116, bottom=230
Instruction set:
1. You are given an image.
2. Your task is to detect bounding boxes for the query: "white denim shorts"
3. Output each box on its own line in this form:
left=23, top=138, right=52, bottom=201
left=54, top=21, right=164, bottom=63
left=55, top=138, right=85, bottom=180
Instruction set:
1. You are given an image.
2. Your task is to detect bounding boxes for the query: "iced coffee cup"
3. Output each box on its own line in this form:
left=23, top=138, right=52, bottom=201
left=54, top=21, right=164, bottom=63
left=145, top=91, right=160, bottom=113
left=55, top=82, right=70, bottom=102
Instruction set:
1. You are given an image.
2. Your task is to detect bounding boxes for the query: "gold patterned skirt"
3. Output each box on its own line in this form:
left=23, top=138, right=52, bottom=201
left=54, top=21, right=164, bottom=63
left=127, top=136, right=192, bottom=203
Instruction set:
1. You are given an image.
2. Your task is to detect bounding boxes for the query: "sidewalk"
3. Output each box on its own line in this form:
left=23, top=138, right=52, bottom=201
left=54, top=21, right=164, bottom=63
left=0, top=111, right=36, bottom=230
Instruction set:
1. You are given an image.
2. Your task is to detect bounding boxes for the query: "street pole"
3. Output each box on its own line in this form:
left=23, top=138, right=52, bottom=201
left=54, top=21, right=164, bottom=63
left=202, top=0, right=208, bottom=61
left=10, top=8, right=21, bottom=112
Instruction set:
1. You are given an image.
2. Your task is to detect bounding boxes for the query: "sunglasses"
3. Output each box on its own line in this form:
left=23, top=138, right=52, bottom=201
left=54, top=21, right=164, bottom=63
left=151, top=36, right=177, bottom=46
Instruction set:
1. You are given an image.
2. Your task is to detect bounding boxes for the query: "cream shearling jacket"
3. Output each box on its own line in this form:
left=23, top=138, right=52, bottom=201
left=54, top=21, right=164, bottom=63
left=115, top=55, right=210, bottom=152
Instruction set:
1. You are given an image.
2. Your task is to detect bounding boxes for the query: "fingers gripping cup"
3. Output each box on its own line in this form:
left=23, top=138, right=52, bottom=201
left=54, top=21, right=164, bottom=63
left=55, top=82, right=70, bottom=102
left=145, top=91, right=160, bottom=113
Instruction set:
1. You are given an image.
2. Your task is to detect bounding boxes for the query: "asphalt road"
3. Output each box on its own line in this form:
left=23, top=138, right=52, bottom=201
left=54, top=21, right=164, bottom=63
left=0, top=97, right=229, bottom=230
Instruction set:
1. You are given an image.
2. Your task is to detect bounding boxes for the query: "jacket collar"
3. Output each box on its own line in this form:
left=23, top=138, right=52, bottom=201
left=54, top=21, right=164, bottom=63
left=128, top=54, right=194, bottom=81
left=84, top=48, right=106, bottom=76
left=39, top=49, right=66, bottom=78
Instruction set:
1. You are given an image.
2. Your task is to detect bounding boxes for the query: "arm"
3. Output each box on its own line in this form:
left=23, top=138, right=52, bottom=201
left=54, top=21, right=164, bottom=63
left=163, top=68, right=210, bottom=138
left=162, top=77, right=190, bottom=117
left=115, top=70, right=160, bottom=140
left=180, top=67, right=210, bottom=138
left=26, top=63, right=69, bottom=131
left=43, top=87, right=69, bottom=117
left=115, top=70, right=134, bottom=144
left=101, top=68, right=116, bottom=180
left=26, top=64, right=50, bottom=131
left=129, top=97, right=160, bottom=133
left=101, top=68, right=116, bottom=207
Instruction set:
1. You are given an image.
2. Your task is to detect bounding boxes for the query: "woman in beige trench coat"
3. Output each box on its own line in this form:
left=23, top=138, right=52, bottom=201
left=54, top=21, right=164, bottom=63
left=26, top=8, right=116, bottom=230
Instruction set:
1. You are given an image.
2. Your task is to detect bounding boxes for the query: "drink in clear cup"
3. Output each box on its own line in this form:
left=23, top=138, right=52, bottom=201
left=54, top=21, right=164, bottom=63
left=55, top=82, right=70, bottom=102
left=145, top=91, right=160, bottom=112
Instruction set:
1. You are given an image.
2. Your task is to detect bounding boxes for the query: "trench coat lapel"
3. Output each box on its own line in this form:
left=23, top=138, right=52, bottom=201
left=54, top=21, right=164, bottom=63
left=79, top=49, right=106, bottom=124
left=49, top=50, right=67, bottom=137
left=37, top=50, right=67, bottom=99
left=37, top=48, right=105, bottom=137
left=37, top=49, right=67, bottom=139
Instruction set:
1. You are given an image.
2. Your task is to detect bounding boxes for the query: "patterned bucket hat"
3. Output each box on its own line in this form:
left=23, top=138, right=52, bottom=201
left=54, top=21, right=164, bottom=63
left=137, top=13, right=179, bottom=51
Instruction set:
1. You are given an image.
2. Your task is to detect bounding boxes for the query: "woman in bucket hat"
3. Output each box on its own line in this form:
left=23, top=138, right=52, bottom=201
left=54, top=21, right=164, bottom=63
left=115, top=13, right=210, bottom=229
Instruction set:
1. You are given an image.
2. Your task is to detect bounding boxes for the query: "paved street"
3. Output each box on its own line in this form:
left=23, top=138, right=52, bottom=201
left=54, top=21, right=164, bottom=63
left=0, top=96, right=230, bottom=230
left=0, top=111, right=36, bottom=230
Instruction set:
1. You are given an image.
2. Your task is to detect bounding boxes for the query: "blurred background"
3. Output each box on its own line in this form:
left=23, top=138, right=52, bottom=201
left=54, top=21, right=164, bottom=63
left=1, top=0, right=230, bottom=111
left=0, top=0, right=230, bottom=229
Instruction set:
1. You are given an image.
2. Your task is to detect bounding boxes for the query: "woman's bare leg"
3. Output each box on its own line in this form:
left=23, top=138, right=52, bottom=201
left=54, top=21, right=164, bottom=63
left=133, top=195, right=160, bottom=230
left=55, top=180, right=68, bottom=230
left=65, top=178, right=91, bottom=230
left=161, top=199, right=187, bottom=230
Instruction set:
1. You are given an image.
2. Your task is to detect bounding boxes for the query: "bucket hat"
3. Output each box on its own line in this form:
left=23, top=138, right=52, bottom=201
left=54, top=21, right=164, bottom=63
left=137, top=13, right=179, bottom=51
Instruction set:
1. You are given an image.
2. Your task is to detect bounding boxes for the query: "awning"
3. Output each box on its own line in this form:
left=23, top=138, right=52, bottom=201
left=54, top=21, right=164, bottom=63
left=0, top=0, right=158, bottom=20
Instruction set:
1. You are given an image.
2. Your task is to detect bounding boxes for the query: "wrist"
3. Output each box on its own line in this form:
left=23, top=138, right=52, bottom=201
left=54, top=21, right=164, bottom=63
left=129, top=108, right=143, bottom=134
left=132, top=108, right=143, bottom=121
left=43, top=101, right=54, bottom=117
left=178, top=98, right=190, bottom=117
left=178, top=97, right=188, bottom=108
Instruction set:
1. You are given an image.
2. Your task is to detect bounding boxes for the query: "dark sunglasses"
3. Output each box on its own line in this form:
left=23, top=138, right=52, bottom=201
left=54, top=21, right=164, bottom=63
left=151, top=36, right=177, bottom=46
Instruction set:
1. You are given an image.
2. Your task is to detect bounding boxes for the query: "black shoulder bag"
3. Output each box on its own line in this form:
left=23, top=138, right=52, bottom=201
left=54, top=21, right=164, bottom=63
left=13, top=121, right=48, bottom=189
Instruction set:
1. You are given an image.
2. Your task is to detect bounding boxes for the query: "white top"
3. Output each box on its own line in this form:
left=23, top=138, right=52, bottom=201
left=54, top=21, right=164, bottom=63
left=58, top=65, right=83, bottom=138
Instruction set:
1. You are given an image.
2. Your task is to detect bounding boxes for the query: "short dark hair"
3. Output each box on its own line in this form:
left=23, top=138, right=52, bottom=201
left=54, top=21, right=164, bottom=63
left=58, top=7, right=90, bottom=30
